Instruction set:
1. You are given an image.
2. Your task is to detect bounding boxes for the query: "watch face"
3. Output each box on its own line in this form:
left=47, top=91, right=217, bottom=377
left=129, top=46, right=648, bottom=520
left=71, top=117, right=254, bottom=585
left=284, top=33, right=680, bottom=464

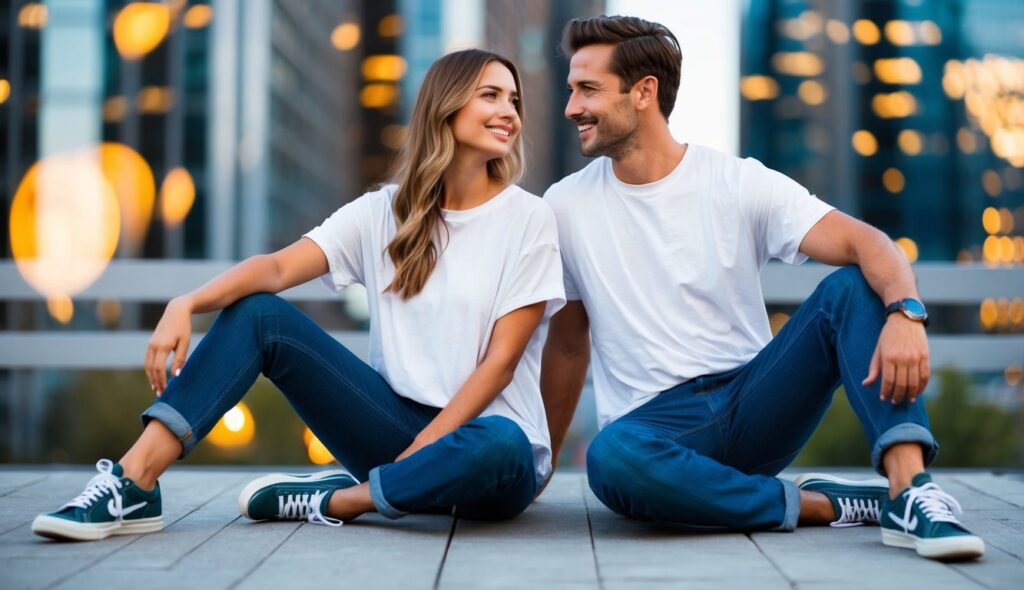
left=902, top=298, right=927, bottom=318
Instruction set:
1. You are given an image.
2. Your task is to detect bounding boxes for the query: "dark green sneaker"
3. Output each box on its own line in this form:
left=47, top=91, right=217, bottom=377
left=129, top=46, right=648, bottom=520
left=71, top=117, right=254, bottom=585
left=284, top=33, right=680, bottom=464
left=881, top=472, right=985, bottom=560
left=238, top=469, right=358, bottom=527
left=795, top=473, right=888, bottom=527
left=32, top=459, right=162, bottom=541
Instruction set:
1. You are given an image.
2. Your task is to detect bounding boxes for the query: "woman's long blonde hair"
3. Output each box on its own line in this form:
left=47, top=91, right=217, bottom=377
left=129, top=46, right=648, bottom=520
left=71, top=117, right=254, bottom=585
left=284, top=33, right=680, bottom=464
left=385, top=49, right=525, bottom=299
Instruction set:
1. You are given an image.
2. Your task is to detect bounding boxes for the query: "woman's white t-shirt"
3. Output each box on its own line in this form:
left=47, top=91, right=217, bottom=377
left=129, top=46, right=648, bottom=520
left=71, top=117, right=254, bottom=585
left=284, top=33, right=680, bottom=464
left=304, top=184, right=565, bottom=482
left=545, top=144, right=834, bottom=428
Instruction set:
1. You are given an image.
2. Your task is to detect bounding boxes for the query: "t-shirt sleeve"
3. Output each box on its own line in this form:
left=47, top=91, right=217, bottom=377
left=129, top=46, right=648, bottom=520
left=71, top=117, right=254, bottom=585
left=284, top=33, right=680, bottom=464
left=562, top=262, right=582, bottom=301
left=496, top=208, right=567, bottom=321
left=302, top=196, right=371, bottom=292
left=739, top=158, right=834, bottom=266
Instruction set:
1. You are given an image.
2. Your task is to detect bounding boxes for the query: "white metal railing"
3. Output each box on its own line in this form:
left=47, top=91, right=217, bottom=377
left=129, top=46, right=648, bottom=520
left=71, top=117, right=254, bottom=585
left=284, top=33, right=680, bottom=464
left=1, top=261, right=1022, bottom=372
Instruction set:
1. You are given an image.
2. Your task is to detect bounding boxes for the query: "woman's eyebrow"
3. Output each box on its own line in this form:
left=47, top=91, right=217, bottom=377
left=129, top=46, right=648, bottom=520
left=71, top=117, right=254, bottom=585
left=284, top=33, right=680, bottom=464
left=477, top=84, right=518, bottom=98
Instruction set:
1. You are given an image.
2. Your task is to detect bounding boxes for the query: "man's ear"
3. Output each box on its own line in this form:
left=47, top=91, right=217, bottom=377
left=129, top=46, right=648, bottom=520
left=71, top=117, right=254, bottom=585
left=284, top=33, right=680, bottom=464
left=632, top=75, right=660, bottom=113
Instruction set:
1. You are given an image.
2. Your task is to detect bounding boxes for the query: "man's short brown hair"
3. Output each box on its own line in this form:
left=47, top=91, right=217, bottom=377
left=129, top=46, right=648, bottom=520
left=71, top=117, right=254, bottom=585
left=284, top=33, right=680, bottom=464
left=561, top=15, right=682, bottom=120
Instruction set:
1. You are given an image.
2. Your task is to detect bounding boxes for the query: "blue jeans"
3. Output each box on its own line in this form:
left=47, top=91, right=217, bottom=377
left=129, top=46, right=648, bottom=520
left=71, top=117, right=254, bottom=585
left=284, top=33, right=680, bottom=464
left=142, top=293, right=537, bottom=521
left=586, top=267, right=938, bottom=531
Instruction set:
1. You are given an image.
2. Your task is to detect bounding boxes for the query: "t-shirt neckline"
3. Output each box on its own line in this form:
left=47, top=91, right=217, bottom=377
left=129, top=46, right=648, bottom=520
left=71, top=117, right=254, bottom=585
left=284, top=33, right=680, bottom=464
left=441, top=184, right=518, bottom=222
left=605, top=143, right=694, bottom=197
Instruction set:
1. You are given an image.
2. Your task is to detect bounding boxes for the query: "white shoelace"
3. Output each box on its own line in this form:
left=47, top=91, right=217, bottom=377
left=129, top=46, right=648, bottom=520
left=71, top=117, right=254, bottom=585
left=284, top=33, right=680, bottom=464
left=62, top=459, right=125, bottom=517
left=830, top=497, right=881, bottom=528
left=277, top=490, right=342, bottom=527
left=899, top=482, right=963, bottom=531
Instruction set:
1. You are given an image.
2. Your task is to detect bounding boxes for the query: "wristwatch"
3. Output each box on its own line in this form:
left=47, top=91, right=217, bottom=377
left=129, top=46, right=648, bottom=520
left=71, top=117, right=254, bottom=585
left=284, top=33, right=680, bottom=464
left=885, top=298, right=929, bottom=327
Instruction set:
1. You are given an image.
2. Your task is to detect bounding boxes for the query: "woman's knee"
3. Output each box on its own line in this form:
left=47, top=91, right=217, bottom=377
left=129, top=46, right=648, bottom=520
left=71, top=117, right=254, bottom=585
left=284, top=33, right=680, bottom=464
left=465, top=416, right=532, bottom=470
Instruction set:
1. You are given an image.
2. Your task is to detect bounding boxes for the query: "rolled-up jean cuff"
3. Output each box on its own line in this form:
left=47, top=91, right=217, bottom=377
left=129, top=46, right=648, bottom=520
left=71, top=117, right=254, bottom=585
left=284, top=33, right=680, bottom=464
left=772, top=478, right=800, bottom=532
left=140, top=401, right=196, bottom=458
left=369, top=465, right=408, bottom=520
left=871, top=423, right=938, bottom=477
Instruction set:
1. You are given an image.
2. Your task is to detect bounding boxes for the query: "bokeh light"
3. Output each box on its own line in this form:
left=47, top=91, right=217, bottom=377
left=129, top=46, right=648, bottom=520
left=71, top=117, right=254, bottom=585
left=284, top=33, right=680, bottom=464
left=160, top=167, right=196, bottom=226
left=207, top=403, right=255, bottom=448
left=113, top=3, right=171, bottom=60
left=304, top=427, right=336, bottom=465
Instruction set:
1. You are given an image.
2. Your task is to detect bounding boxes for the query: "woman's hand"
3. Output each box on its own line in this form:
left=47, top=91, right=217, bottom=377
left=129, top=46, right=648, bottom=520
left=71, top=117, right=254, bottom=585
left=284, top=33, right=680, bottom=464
left=146, top=296, right=194, bottom=395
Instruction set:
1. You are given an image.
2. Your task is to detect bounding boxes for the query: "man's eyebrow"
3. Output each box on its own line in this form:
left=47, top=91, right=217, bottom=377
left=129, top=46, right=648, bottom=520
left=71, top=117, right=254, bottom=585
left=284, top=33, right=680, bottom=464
left=477, top=84, right=518, bottom=97
left=568, top=79, right=601, bottom=87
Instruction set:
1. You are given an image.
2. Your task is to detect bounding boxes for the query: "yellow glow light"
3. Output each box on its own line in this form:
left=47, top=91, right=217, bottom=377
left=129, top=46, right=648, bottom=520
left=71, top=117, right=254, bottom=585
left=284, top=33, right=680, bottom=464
left=1015, top=236, right=1024, bottom=263
left=378, top=14, right=403, bottom=37
left=113, top=3, right=171, bottom=60
left=769, top=312, right=790, bottom=335
left=942, top=60, right=965, bottom=99
left=884, top=21, right=915, bottom=46
left=207, top=403, right=254, bottom=448
left=895, top=237, right=918, bottom=263
left=979, top=299, right=997, bottom=329
left=137, top=86, right=174, bottom=114
left=1012, top=302, right=1024, bottom=327
left=999, top=236, right=1015, bottom=263
left=983, top=170, right=1002, bottom=197
left=983, top=236, right=1000, bottom=264
left=160, top=167, right=195, bottom=226
left=771, top=52, right=824, bottom=77
left=18, top=3, right=47, bottom=29
left=740, top=75, right=779, bottom=101
left=919, top=21, right=942, bottom=45
left=874, top=58, right=922, bottom=85
left=797, top=80, right=827, bottom=105
left=183, top=5, right=213, bottom=29
left=0, top=79, right=10, bottom=104
left=331, top=22, right=360, bottom=51
left=983, top=207, right=1001, bottom=234
left=97, top=143, right=156, bottom=251
left=872, top=91, right=917, bottom=118
left=10, top=150, right=121, bottom=299
left=852, top=130, right=878, bottom=156
left=957, top=128, right=977, bottom=153
left=362, top=55, right=407, bottom=81
left=883, top=168, right=905, bottom=193
left=898, top=130, right=923, bottom=155
left=360, top=83, right=398, bottom=109
left=999, top=208, right=1015, bottom=233
left=825, top=20, right=849, bottom=44
left=304, top=427, right=336, bottom=465
left=102, top=96, right=128, bottom=122
left=852, top=20, right=880, bottom=45
left=1006, top=364, right=1023, bottom=386
left=47, top=295, right=74, bottom=325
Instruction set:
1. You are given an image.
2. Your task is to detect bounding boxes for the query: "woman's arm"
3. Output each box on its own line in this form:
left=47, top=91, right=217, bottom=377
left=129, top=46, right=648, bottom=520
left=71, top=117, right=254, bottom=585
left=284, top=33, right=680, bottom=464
left=146, top=237, right=329, bottom=392
left=393, top=301, right=547, bottom=461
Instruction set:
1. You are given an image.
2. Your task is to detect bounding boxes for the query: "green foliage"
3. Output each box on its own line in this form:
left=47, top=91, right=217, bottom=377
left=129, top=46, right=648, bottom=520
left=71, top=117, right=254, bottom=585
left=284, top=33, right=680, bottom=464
left=43, top=371, right=311, bottom=465
left=794, top=367, right=1024, bottom=468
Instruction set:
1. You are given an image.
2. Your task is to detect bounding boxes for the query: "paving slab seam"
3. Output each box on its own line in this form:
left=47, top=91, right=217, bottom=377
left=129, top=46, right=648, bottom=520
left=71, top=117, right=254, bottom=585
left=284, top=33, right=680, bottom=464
left=950, top=563, right=1000, bottom=589
left=747, top=533, right=797, bottom=590
left=45, top=473, right=248, bottom=589
left=951, top=476, right=1023, bottom=510
left=432, top=510, right=459, bottom=590
left=226, top=521, right=304, bottom=590
left=0, top=475, right=49, bottom=498
left=579, top=477, right=606, bottom=590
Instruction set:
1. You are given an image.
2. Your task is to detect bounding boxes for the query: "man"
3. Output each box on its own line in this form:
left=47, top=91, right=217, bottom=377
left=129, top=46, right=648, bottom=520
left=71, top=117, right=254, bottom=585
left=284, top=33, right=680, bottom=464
left=541, top=15, right=983, bottom=561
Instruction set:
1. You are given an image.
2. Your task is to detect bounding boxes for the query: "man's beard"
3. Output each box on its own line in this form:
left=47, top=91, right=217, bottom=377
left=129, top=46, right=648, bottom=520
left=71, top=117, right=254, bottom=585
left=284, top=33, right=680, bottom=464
left=578, top=105, right=640, bottom=159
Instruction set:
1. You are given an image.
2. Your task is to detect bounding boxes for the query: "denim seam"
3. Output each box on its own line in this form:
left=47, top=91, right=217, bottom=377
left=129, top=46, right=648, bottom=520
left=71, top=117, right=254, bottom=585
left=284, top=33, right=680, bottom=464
left=747, top=447, right=802, bottom=475
left=268, top=335, right=421, bottom=440
left=192, top=353, right=260, bottom=437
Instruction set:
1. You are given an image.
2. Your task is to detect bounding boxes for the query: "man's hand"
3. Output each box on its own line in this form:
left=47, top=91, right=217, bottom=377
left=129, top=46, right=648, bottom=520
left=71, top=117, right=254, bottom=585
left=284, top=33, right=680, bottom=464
left=862, top=314, right=930, bottom=405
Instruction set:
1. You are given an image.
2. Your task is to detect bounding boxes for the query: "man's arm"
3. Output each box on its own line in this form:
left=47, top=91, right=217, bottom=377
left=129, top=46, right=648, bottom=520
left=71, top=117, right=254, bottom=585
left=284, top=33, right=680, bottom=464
left=540, top=301, right=591, bottom=472
left=799, top=210, right=929, bottom=404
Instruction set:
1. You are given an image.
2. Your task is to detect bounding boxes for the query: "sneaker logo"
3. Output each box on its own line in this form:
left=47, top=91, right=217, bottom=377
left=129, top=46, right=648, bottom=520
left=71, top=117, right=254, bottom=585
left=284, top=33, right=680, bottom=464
left=888, top=512, right=918, bottom=532
left=108, top=500, right=147, bottom=518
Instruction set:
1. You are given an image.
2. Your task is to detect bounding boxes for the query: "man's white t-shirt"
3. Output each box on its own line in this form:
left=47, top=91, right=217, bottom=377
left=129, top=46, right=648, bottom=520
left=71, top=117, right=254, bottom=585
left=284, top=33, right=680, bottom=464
left=304, top=184, right=566, bottom=482
left=545, top=144, right=834, bottom=428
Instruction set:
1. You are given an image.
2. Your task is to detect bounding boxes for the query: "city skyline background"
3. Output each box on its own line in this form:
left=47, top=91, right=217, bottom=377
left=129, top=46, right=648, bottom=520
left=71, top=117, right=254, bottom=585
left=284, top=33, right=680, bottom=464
left=0, top=0, right=1021, bottom=467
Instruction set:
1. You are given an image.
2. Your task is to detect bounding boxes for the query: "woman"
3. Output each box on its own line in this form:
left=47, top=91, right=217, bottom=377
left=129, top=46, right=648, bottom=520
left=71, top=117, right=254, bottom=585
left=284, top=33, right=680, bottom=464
left=32, top=49, right=565, bottom=540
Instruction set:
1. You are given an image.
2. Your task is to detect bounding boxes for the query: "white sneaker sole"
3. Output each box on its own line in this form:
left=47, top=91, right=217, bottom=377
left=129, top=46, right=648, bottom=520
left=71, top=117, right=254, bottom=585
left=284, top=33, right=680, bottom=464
left=794, top=473, right=889, bottom=489
left=238, top=469, right=357, bottom=520
left=882, top=528, right=985, bottom=560
left=31, top=514, right=163, bottom=541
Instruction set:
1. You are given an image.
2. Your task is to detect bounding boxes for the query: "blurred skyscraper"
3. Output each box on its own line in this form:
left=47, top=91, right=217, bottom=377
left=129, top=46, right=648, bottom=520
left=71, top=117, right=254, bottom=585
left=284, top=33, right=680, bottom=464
left=740, top=0, right=1024, bottom=269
